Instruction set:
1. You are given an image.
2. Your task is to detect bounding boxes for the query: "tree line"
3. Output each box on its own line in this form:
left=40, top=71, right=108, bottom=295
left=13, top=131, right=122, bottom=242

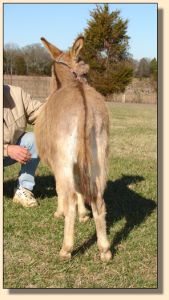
left=4, top=4, right=157, bottom=96
left=4, top=43, right=52, bottom=76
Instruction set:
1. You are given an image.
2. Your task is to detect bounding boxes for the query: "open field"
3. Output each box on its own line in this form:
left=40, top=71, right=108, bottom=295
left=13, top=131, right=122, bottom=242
left=3, top=103, right=157, bottom=289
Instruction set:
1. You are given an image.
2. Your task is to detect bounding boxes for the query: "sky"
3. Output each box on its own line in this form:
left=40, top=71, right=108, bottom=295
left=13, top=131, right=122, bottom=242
left=3, top=3, right=157, bottom=60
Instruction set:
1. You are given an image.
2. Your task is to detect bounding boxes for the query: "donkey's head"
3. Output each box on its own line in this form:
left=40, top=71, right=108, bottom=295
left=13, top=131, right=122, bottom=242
left=41, top=36, right=89, bottom=78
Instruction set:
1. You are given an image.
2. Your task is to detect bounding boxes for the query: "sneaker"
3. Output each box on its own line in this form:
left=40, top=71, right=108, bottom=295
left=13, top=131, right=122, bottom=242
left=13, top=186, right=38, bottom=208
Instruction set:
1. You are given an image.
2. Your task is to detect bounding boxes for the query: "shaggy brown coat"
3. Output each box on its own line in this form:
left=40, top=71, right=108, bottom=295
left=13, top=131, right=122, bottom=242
left=34, top=36, right=111, bottom=261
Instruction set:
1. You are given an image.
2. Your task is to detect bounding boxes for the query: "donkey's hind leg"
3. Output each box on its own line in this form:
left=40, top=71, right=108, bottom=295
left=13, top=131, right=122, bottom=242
left=59, top=191, right=77, bottom=260
left=90, top=129, right=111, bottom=261
left=91, top=195, right=112, bottom=262
left=77, top=192, right=90, bottom=223
left=54, top=177, right=65, bottom=219
left=54, top=196, right=64, bottom=219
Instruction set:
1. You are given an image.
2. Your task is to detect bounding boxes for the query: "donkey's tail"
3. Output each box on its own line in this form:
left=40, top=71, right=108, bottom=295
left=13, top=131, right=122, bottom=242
left=76, top=83, right=97, bottom=205
left=77, top=139, right=94, bottom=205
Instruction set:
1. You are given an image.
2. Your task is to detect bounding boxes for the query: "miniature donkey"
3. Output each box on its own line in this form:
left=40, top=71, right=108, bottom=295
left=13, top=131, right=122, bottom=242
left=34, top=36, right=112, bottom=261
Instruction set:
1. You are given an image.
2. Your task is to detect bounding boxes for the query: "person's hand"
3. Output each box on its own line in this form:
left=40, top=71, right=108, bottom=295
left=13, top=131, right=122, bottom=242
left=7, top=145, right=31, bottom=164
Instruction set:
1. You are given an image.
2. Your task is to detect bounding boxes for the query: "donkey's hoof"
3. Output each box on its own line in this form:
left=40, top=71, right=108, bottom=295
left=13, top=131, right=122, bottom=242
left=59, top=249, right=71, bottom=261
left=54, top=211, right=64, bottom=219
left=79, top=215, right=90, bottom=223
left=100, top=250, right=112, bottom=262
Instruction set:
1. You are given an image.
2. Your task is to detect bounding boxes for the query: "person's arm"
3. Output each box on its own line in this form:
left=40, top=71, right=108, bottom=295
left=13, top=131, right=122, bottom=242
left=21, top=89, right=47, bottom=125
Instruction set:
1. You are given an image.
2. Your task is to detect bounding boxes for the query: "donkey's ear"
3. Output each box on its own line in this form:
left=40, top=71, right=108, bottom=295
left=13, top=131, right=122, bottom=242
left=41, top=37, right=62, bottom=59
left=71, top=36, right=84, bottom=58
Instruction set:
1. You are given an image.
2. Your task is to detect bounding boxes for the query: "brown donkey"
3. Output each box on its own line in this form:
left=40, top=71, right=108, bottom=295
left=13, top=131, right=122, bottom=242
left=34, top=36, right=112, bottom=261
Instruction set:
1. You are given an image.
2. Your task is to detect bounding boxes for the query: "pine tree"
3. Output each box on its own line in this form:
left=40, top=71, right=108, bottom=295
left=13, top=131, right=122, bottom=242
left=81, top=4, right=133, bottom=95
left=150, top=58, right=157, bottom=81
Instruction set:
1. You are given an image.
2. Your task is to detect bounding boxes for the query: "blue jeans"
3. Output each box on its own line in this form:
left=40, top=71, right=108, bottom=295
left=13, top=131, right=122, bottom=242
left=3, top=132, right=40, bottom=191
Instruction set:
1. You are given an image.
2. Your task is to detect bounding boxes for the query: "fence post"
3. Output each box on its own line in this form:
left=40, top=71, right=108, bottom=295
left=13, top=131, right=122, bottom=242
left=122, top=93, right=126, bottom=103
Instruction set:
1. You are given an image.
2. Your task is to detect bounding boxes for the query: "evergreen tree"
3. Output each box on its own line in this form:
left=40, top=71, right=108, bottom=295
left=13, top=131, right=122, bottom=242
left=81, top=4, right=133, bottom=95
left=150, top=58, right=157, bottom=81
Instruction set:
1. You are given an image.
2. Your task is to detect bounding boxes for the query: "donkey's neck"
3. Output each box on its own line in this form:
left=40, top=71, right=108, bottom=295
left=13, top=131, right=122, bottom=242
left=53, top=64, right=76, bottom=89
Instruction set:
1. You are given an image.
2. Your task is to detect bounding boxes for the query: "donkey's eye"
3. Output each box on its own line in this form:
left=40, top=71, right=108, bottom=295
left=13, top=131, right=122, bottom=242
left=73, top=56, right=81, bottom=63
left=77, top=56, right=81, bottom=63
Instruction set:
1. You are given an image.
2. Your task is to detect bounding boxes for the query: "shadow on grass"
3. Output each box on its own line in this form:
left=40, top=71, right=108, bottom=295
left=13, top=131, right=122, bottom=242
left=72, top=175, right=156, bottom=257
left=4, top=174, right=156, bottom=258
left=3, top=175, right=56, bottom=199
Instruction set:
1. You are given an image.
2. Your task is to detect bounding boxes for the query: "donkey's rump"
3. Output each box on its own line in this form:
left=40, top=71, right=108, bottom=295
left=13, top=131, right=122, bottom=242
left=35, top=83, right=85, bottom=163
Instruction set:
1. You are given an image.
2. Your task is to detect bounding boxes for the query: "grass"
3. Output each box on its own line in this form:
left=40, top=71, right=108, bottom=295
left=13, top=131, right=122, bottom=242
left=3, top=103, right=157, bottom=289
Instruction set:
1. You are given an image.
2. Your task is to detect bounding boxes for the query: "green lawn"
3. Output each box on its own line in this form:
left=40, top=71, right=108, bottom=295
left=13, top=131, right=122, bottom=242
left=3, top=103, right=157, bottom=289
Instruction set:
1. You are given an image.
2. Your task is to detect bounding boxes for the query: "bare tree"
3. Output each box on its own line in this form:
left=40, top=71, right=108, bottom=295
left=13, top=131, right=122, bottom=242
left=22, top=43, right=51, bottom=75
left=4, top=43, right=19, bottom=75
left=136, top=58, right=151, bottom=78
